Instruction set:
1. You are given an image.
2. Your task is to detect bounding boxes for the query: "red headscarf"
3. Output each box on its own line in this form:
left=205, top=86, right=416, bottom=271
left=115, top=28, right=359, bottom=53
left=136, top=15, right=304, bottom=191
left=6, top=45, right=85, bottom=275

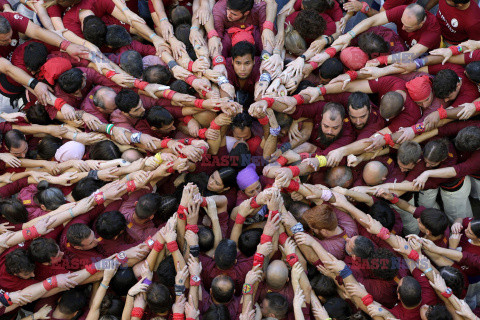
left=228, top=25, right=255, bottom=47
left=340, top=47, right=368, bottom=70
left=39, top=57, right=73, bottom=85
left=405, top=75, right=432, bottom=102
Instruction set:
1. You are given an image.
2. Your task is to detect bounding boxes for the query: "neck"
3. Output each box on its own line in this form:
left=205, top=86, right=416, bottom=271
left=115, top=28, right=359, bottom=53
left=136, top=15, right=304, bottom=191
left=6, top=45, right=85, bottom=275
left=133, top=215, right=147, bottom=225
left=401, top=301, right=421, bottom=310
left=53, top=308, right=73, bottom=319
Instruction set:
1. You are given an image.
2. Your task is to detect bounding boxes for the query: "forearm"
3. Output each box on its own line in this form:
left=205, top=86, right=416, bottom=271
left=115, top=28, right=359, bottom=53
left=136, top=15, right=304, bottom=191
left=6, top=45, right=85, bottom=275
left=121, top=295, right=135, bottom=320
left=0, top=59, right=35, bottom=87
left=33, top=3, right=55, bottom=30
left=378, top=181, right=419, bottom=192
left=345, top=190, right=374, bottom=206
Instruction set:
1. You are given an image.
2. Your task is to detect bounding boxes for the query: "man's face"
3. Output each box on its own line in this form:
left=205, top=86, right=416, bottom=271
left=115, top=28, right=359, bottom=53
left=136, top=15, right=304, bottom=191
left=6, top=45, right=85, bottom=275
left=17, top=270, right=35, bottom=279
left=415, top=91, right=434, bottom=109
left=260, top=299, right=270, bottom=317
left=244, top=180, right=261, bottom=198
left=465, top=222, right=479, bottom=241
left=424, top=157, right=441, bottom=168
left=445, top=0, right=468, bottom=8
left=345, top=235, right=357, bottom=256
left=0, top=30, right=13, bottom=46
left=226, top=8, right=246, bottom=22
left=397, top=160, right=416, bottom=172
left=443, top=81, right=462, bottom=103
left=128, top=100, right=146, bottom=119
left=401, top=11, right=422, bottom=33
left=98, top=90, right=117, bottom=114
left=78, top=230, right=99, bottom=250
left=349, top=106, right=370, bottom=130
left=233, top=54, right=254, bottom=80
left=233, top=126, right=252, bottom=141
left=157, top=121, right=176, bottom=134
left=321, top=111, right=343, bottom=142
left=208, top=170, right=225, bottom=193
left=9, top=140, right=28, bottom=158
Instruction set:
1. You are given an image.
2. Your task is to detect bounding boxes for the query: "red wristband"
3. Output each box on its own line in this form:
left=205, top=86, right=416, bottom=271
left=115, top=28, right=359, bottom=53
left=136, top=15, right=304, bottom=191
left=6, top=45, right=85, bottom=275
left=160, top=138, right=171, bottom=149
left=172, top=313, right=185, bottom=320
left=43, top=276, right=58, bottom=291
left=361, top=294, right=374, bottom=306
left=250, top=196, right=261, bottom=208
left=258, top=115, right=269, bottom=125
left=182, top=116, right=193, bottom=125
left=441, top=289, right=453, bottom=298
left=253, top=252, right=265, bottom=267
left=187, top=60, right=194, bottom=72
left=153, top=240, right=164, bottom=252
left=377, top=55, right=389, bottom=65
left=262, top=97, right=274, bottom=108
left=185, top=75, right=197, bottom=86
left=360, top=1, right=370, bottom=13
left=319, top=86, right=327, bottom=96
left=200, top=197, right=207, bottom=207
left=277, top=156, right=288, bottom=166
left=377, top=227, right=391, bottom=240
left=194, top=99, right=204, bottom=109
left=437, top=107, right=448, bottom=120
left=177, top=205, right=187, bottom=220
left=390, top=194, right=399, bottom=204
left=190, top=275, right=201, bottom=286
left=279, top=232, right=288, bottom=245
left=235, top=214, right=246, bottom=224
left=54, top=98, right=67, bottom=111
left=408, top=249, right=420, bottom=261
left=212, top=55, right=226, bottom=66
left=288, top=166, right=300, bottom=177
left=85, top=263, right=98, bottom=275
left=131, top=307, right=144, bottom=319
left=309, top=61, right=319, bottom=69
left=293, top=94, right=305, bottom=105
left=346, top=70, right=358, bottom=81
left=167, top=241, right=179, bottom=252
left=299, top=152, right=310, bottom=160
left=105, top=70, right=116, bottom=79
left=198, top=128, right=207, bottom=139
left=286, top=253, right=299, bottom=267
left=134, top=79, right=149, bottom=90
left=262, top=21, right=274, bottom=31
left=411, top=122, right=426, bottom=134
left=285, top=179, right=300, bottom=192
left=60, top=40, right=71, bottom=51
left=126, top=180, right=136, bottom=192
left=449, top=45, right=460, bottom=55
left=94, top=191, right=105, bottom=205
left=22, top=226, right=39, bottom=241
left=210, top=120, right=221, bottom=130
left=260, top=234, right=273, bottom=244
left=383, top=133, right=394, bottom=147
left=325, top=47, right=337, bottom=58
left=186, top=224, right=199, bottom=233
left=475, top=101, right=480, bottom=112
left=163, top=89, right=176, bottom=100
left=207, top=29, right=219, bottom=39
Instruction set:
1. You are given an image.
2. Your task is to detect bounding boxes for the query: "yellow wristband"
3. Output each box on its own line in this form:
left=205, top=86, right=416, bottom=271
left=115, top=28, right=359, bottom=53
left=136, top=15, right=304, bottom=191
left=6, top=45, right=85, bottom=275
left=154, top=153, right=163, bottom=165
left=315, top=155, right=327, bottom=167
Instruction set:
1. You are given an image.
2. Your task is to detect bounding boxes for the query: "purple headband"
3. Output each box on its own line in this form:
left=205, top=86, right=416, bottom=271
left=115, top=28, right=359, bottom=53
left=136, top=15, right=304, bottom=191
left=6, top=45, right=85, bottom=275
left=236, top=163, right=259, bottom=190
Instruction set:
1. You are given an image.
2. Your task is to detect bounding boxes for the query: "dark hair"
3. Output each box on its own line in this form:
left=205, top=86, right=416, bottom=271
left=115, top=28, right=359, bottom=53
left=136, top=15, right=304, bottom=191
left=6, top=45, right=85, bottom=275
left=203, top=304, right=231, bottom=320
left=5, top=249, right=35, bottom=275
left=135, top=193, right=161, bottom=219
left=156, top=255, right=176, bottom=287
left=227, top=0, right=254, bottom=13
left=211, top=275, right=235, bottom=303
left=0, top=198, right=28, bottom=224
left=175, top=24, right=196, bottom=61
left=90, top=140, right=122, bottom=160
left=348, top=92, right=371, bottom=111
left=369, top=248, right=399, bottom=280
left=5, top=129, right=26, bottom=150
left=72, top=177, right=106, bottom=201
left=143, top=65, right=172, bottom=85
left=454, top=126, right=480, bottom=152
left=398, top=141, right=422, bottom=165
left=170, top=6, right=192, bottom=27
left=310, top=272, right=337, bottom=299
left=216, top=167, right=238, bottom=189
left=58, top=68, right=84, bottom=93
left=83, top=15, right=107, bottom=47
left=229, top=142, right=250, bottom=169
left=146, top=283, right=172, bottom=314
left=214, top=239, right=237, bottom=270
left=66, top=223, right=93, bottom=247
left=231, top=112, right=253, bottom=130
left=433, top=69, right=460, bottom=99
left=294, top=9, right=326, bottom=40
left=0, top=16, right=12, bottom=34
left=37, top=135, right=62, bottom=160
left=26, top=104, right=55, bottom=125
left=95, top=211, right=127, bottom=240
left=323, top=297, right=352, bottom=320
left=28, top=237, right=59, bottom=263
left=24, top=41, right=48, bottom=72
left=302, top=0, right=333, bottom=11
left=100, top=294, right=124, bottom=319
left=156, top=195, right=178, bottom=224
left=238, top=228, right=262, bottom=257
left=465, top=61, right=480, bottom=84
left=420, top=208, right=448, bottom=237
left=115, top=89, right=140, bottom=114
left=351, top=236, right=374, bottom=259
left=379, top=91, right=404, bottom=119
left=275, top=111, right=293, bottom=130
left=231, top=41, right=255, bottom=60
left=358, top=32, right=389, bottom=57
left=58, top=289, right=88, bottom=315
left=264, top=292, right=289, bottom=319
left=119, top=51, right=143, bottom=78
left=110, top=267, right=138, bottom=296
left=198, top=226, right=215, bottom=252
left=471, top=218, right=480, bottom=238
left=398, top=276, right=422, bottom=308
left=323, top=102, right=346, bottom=120
left=35, top=180, right=66, bottom=210
left=439, top=266, right=465, bottom=298
left=320, top=58, right=344, bottom=80
left=426, top=305, right=452, bottom=320
left=170, top=79, right=196, bottom=95
left=424, top=139, right=448, bottom=163
left=146, top=106, right=174, bottom=128
left=368, top=200, right=396, bottom=231
left=105, top=25, right=132, bottom=48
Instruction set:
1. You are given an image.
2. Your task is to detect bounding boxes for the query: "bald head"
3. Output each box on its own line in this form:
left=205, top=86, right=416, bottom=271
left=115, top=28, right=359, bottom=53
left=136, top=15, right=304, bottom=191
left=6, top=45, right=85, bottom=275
left=405, top=4, right=426, bottom=23
left=266, top=260, right=289, bottom=290
left=325, top=166, right=353, bottom=188
left=122, top=148, right=143, bottom=163
left=363, top=161, right=388, bottom=186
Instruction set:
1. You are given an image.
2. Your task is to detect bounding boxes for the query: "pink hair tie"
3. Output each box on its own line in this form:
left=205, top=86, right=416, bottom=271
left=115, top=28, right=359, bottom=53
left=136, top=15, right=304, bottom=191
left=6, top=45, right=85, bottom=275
left=321, top=189, right=333, bottom=201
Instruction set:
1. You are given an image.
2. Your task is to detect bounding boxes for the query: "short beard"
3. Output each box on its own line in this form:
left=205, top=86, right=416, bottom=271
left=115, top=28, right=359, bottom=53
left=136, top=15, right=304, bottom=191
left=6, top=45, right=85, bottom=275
left=318, top=127, right=343, bottom=147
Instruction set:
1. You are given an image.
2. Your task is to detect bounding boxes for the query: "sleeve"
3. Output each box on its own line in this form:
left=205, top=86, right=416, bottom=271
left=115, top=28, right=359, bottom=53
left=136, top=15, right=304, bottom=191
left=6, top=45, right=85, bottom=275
left=325, top=1, right=343, bottom=22
left=464, top=49, right=480, bottom=64
left=459, top=250, right=480, bottom=268
left=110, top=111, right=139, bottom=132
left=47, top=4, right=63, bottom=18
left=0, top=122, right=12, bottom=133
left=212, top=0, right=227, bottom=37
left=413, top=205, right=426, bottom=219
left=0, top=0, right=9, bottom=9
left=385, top=6, right=405, bottom=24
left=5, top=13, right=29, bottom=34
left=48, top=51, right=90, bottom=68
left=134, top=41, right=156, bottom=56
left=453, top=151, right=480, bottom=178
left=0, top=177, right=29, bottom=198
left=256, top=2, right=267, bottom=31
left=387, top=100, right=421, bottom=132
left=84, top=67, right=119, bottom=88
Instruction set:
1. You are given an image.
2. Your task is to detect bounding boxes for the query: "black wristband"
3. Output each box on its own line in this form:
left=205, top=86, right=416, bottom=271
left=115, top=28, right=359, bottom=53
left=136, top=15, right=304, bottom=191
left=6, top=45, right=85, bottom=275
left=174, top=284, right=185, bottom=296
left=190, top=245, right=200, bottom=257
left=87, top=170, right=99, bottom=180
left=29, top=78, right=39, bottom=90
left=300, top=55, right=306, bottom=60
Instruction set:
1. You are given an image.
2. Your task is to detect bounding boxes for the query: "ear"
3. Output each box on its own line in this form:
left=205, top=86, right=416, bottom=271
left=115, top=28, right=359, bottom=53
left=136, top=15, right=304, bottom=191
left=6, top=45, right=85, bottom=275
left=40, top=204, right=47, bottom=211
left=244, top=10, right=251, bottom=16
left=382, top=176, right=386, bottom=181
left=223, top=186, right=231, bottom=192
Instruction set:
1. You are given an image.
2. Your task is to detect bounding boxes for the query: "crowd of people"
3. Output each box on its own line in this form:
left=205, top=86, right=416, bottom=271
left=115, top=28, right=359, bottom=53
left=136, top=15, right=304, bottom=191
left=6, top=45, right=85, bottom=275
left=0, top=0, right=479, bottom=317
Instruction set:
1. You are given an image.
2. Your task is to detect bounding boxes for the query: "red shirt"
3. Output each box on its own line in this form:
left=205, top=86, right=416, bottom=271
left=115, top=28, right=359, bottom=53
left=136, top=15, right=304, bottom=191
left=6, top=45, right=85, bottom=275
left=199, top=285, right=241, bottom=320
left=464, top=49, right=480, bottom=64
left=213, top=0, right=266, bottom=38
left=121, top=187, right=158, bottom=242
left=413, top=206, right=450, bottom=248
left=436, top=0, right=480, bottom=44
left=0, top=247, right=37, bottom=292
left=285, top=11, right=336, bottom=43
left=458, top=217, right=480, bottom=277
left=350, top=26, right=407, bottom=55
left=310, top=117, right=356, bottom=156
left=80, top=86, right=111, bottom=125
left=386, top=5, right=441, bottom=50
left=0, top=12, right=29, bottom=59
left=383, top=0, right=415, bottom=10
left=293, top=0, right=343, bottom=21
left=353, top=105, right=386, bottom=140
left=226, top=56, right=261, bottom=94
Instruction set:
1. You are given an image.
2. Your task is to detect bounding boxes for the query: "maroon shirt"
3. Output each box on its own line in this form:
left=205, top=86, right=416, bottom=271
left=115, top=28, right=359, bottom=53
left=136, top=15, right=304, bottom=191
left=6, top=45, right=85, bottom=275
left=199, top=285, right=241, bottom=320
left=0, top=12, right=29, bottom=59
left=436, top=0, right=480, bottom=44
left=309, top=117, right=356, bottom=156
left=213, top=0, right=266, bottom=38
left=351, top=26, right=407, bottom=55
left=80, top=86, right=112, bottom=125
left=293, top=0, right=343, bottom=21
left=413, top=206, right=450, bottom=248
left=285, top=12, right=336, bottom=44
left=353, top=105, right=387, bottom=140
left=457, top=217, right=480, bottom=277
left=386, top=5, right=441, bottom=50
left=354, top=155, right=405, bottom=186
left=226, top=56, right=261, bottom=94
left=121, top=188, right=158, bottom=242
left=382, top=0, right=415, bottom=10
